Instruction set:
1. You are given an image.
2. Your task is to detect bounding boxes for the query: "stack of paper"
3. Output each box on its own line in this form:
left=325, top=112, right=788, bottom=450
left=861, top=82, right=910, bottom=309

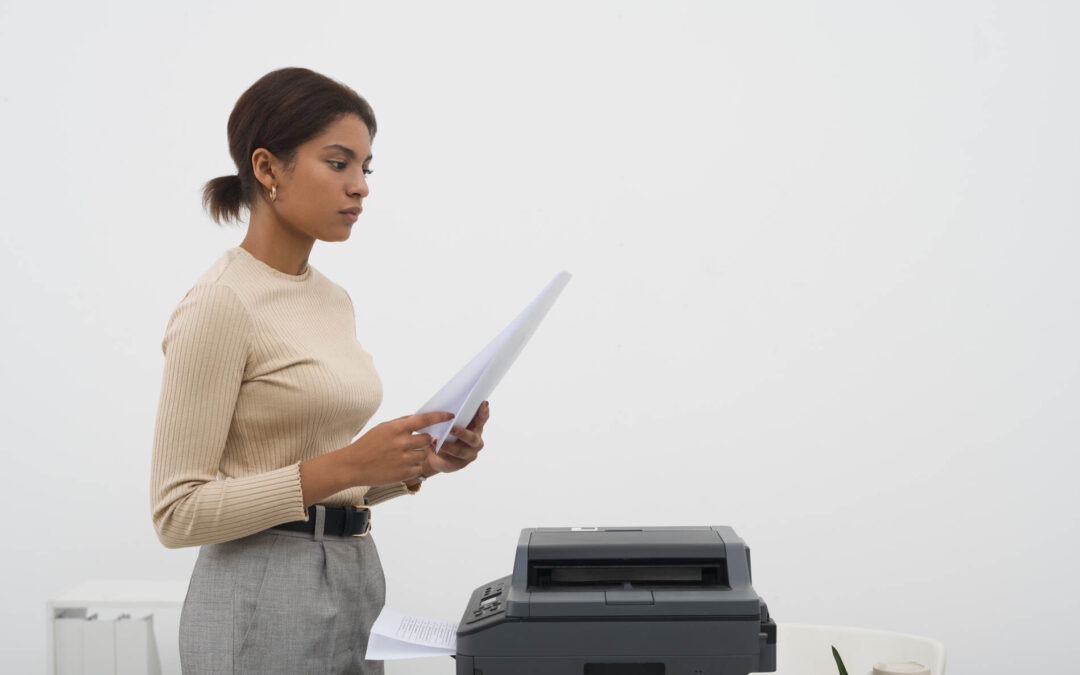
left=365, top=607, right=457, bottom=660
left=417, top=270, right=572, bottom=451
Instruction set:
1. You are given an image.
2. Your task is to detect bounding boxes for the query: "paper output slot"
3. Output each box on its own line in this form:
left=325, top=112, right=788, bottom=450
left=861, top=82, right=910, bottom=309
left=529, top=559, right=728, bottom=588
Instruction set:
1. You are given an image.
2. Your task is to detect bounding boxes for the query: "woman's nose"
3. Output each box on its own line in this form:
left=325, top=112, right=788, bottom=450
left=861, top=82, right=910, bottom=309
left=349, top=174, right=369, bottom=199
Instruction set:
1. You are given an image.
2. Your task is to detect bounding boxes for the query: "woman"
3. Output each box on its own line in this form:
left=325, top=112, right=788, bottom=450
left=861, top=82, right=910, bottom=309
left=150, top=67, right=489, bottom=674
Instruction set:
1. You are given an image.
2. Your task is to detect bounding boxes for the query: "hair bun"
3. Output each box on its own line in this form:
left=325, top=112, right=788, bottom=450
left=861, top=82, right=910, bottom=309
left=201, top=174, right=247, bottom=225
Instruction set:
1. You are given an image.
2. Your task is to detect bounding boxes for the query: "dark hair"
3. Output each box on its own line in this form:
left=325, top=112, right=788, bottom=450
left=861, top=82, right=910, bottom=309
left=202, top=67, right=377, bottom=225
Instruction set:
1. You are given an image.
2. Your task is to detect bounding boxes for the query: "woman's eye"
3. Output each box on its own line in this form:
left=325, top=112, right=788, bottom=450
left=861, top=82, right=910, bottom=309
left=329, top=161, right=371, bottom=176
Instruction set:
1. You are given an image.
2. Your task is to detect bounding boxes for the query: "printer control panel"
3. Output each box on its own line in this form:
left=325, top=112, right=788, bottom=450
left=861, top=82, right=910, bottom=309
left=463, top=576, right=511, bottom=626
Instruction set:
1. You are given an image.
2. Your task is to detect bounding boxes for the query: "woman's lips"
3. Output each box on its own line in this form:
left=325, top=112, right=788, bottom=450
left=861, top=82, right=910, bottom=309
left=341, top=209, right=360, bottom=223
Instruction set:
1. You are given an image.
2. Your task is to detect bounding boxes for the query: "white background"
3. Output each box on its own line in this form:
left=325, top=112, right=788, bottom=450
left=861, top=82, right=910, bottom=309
left=2, top=1, right=1078, bottom=673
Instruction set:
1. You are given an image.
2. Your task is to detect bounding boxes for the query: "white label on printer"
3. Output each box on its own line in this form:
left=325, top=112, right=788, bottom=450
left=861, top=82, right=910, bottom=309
left=571, top=527, right=599, bottom=531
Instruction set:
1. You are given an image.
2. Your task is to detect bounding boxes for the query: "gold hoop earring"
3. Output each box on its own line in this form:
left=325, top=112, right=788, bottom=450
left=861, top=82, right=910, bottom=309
left=270, top=184, right=277, bottom=202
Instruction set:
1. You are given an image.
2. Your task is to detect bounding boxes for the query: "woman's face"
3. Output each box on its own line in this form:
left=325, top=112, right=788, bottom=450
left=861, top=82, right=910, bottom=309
left=268, top=114, right=373, bottom=242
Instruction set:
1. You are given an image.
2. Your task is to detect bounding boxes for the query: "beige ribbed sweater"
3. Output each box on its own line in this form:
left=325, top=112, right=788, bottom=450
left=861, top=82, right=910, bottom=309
left=151, top=246, right=414, bottom=549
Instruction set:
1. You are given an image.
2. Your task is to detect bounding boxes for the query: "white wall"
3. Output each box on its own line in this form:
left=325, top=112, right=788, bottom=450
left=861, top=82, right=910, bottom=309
left=2, top=1, right=1077, bottom=672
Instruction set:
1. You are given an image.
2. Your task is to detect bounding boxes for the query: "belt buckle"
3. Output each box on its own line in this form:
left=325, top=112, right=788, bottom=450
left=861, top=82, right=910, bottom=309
left=350, top=505, right=372, bottom=537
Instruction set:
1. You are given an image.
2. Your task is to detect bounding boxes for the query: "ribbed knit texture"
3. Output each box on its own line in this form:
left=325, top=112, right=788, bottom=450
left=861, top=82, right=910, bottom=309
left=151, top=246, right=413, bottom=549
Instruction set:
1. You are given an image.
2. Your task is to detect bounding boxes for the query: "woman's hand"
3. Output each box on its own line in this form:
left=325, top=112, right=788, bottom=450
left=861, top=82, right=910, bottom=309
left=424, top=401, right=490, bottom=475
left=344, top=411, right=456, bottom=486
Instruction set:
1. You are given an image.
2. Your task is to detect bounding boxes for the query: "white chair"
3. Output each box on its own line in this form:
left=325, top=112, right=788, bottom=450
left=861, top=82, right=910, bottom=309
left=762, top=623, right=947, bottom=675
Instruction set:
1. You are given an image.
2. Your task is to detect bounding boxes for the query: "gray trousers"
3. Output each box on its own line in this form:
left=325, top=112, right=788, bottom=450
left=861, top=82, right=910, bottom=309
left=179, top=505, right=386, bottom=674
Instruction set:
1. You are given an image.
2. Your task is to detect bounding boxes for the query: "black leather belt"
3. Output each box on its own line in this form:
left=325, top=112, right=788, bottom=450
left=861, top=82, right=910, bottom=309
left=272, top=504, right=371, bottom=537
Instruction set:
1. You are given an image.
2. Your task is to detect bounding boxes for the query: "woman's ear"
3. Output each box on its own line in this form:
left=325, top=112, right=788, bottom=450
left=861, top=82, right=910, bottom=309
left=250, top=148, right=277, bottom=192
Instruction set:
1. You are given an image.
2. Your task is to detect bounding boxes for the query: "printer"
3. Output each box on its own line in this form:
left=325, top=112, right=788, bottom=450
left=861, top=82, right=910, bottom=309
left=456, top=526, right=776, bottom=675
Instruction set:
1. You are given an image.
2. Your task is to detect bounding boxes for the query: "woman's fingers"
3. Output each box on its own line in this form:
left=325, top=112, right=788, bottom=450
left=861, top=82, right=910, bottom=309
left=467, top=401, right=490, bottom=433
left=440, top=439, right=479, bottom=461
left=426, top=452, right=458, bottom=474
left=410, top=404, right=488, bottom=473
left=450, top=425, right=483, bottom=449
left=431, top=447, right=472, bottom=470
left=402, top=411, right=456, bottom=432
left=409, top=433, right=434, bottom=451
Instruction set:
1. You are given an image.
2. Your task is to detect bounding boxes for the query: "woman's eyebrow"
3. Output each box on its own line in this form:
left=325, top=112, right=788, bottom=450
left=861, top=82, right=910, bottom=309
left=322, top=143, right=372, bottom=162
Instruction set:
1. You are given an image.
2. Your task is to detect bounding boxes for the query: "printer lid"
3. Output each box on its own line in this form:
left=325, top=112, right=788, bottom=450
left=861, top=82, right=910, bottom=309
left=527, top=527, right=728, bottom=560
left=505, top=526, right=765, bottom=619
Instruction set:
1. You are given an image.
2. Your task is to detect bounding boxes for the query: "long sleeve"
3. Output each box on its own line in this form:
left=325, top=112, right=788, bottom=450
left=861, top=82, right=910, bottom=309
left=150, top=284, right=308, bottom=548
left=364, top=482, right=415, bottom=505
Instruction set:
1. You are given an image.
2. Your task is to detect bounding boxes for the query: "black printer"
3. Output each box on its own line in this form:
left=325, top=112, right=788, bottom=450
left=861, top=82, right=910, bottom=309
left=456, top=526, right=776, bottom=675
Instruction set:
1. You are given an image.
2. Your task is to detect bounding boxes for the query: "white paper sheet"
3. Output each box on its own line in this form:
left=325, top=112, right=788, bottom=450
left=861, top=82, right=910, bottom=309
left=365, top=607, right=457, bottom=660
left=416, top=270, right=572, bottom=452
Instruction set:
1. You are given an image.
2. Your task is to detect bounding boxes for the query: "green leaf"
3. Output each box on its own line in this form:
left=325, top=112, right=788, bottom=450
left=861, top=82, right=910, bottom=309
left=831, top=645, right=849, bottom=675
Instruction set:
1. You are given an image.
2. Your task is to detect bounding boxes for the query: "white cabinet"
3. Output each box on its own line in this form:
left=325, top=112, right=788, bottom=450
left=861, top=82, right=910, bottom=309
left=46, top=580, right=188, bottom=675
